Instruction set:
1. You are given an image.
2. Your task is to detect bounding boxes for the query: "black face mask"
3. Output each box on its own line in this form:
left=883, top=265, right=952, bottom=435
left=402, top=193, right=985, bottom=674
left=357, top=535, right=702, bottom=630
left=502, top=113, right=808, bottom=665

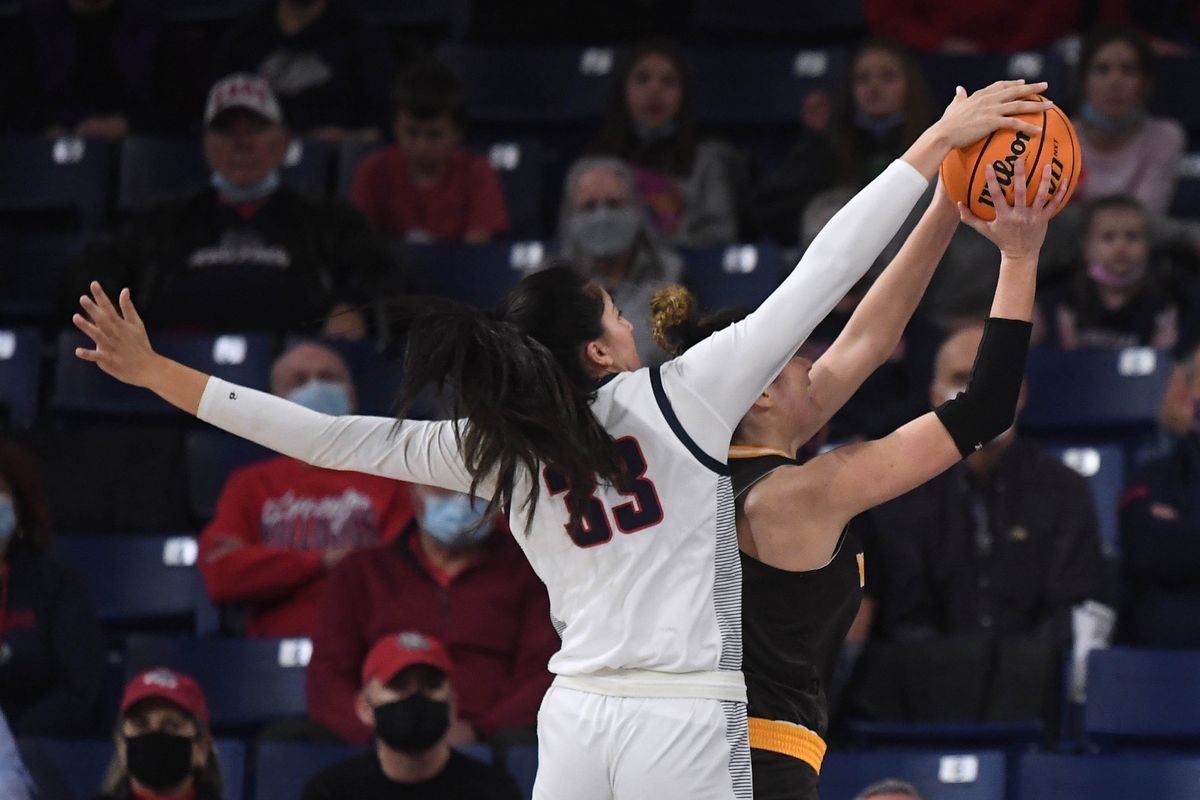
left=125, top=731, right=195, bottom=791
left=373, top=694, right=450, bottom=754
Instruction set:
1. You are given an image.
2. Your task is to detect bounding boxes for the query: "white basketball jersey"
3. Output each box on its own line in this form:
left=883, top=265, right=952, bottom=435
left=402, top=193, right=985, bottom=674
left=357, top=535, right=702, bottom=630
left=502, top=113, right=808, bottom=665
left=503, top=367, right=740, bottom=682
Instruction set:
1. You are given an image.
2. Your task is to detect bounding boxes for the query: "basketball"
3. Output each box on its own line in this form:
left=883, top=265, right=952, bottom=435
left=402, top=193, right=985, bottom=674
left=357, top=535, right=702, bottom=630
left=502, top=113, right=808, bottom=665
left=940, top=94, right=1081, bottom=221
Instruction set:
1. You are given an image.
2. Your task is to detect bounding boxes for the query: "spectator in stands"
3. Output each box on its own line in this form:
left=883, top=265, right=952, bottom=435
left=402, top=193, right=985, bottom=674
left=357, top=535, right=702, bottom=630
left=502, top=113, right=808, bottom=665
left=7, top=0, right=162, bottom=138
left=755, top=38, right=932, bottom=246
left=589, top=40, right=743, bottom=247
left=853, top=325, right=1103, bottom=721
left=1120, top=341, right=1200, bottom=647
left=1074, top=27, right=1186, bottom=215
left=0, top=438, right=103, bottom=736
left=99, top=668, right=224, bottom=800
left=864, top=0, right=1115, bottom=53
left=557, top=156, right=682, bottom=366
left=1036, top=195, right=1180, bottom=350
left=855, top=779, right=925, bottom=800
left=212, top=0, right=395, bottom=141
left=199, top=341, right=414, bottom=638
left=351, top=59, right=510, bottom=243
left=302, top=631, right=522, bottom=800
left=0, top=710, right=32, bottom=800
left=68, top=73, right=394, bottom=338
left=307, top=485, right=557, bottom=748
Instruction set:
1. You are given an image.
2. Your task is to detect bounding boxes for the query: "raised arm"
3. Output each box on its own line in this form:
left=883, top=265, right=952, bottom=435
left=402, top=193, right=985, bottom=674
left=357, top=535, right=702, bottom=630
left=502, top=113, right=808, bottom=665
left=661, top=82, right=1050, bottom=461
left=805, top=180, right=960, bottom=437
left=71, top=283, right=476, bottom=493
left=751, top=158, right=1065, bottom=567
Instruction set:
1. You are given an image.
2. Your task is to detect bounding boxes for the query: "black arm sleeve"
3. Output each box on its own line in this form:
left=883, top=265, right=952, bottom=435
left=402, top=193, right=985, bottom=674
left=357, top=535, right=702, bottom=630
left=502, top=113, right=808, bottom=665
left=934, top=317, right=1033, bottom=458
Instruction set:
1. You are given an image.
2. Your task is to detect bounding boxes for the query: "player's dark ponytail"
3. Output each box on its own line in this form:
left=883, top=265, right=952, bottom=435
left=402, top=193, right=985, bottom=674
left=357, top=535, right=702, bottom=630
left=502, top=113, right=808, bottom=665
left=650, top=286, right=749, bottom=356
left=393, top=265, right=622, bottom=532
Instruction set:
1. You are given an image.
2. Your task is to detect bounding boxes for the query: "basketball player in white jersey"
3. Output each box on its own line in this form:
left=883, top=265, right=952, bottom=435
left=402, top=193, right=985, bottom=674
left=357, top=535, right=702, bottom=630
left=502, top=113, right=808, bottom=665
left=72, top=80, right=1047, bottom=799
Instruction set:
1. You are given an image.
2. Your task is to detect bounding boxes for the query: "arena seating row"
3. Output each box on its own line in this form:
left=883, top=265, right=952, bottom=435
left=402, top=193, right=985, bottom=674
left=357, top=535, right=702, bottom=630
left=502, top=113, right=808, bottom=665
left=18, top=737, right=1200, bottom=800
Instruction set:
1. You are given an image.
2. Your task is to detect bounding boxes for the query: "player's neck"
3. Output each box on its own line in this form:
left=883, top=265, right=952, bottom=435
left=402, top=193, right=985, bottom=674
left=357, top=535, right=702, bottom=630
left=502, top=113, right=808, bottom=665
left=376, top=739, right=451, bottom=784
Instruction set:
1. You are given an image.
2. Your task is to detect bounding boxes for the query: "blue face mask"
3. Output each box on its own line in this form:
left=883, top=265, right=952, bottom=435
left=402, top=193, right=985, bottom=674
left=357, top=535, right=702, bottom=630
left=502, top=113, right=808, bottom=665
left=854, top=108, right=904, bottom=137
left=1079, top=101, right=1145, bottom=135
left=211, top=170, right=280, bottom=203
left=0, top=496, right=16, bottom=548
left=287, top=380, right=351, bottom=416
left=418, top=493, right=494, bottom=549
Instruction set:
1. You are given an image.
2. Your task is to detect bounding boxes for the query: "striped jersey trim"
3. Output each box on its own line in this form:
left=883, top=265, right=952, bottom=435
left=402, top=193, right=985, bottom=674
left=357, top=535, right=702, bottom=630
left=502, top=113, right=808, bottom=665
left=723, top=699, right=753, bottom=800
left=713, top=474, right=742, bottom=672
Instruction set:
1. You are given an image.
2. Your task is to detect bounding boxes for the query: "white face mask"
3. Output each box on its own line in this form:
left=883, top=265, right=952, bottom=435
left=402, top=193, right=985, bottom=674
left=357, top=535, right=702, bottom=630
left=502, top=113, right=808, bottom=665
left=569, top=205, right=642, bottom=260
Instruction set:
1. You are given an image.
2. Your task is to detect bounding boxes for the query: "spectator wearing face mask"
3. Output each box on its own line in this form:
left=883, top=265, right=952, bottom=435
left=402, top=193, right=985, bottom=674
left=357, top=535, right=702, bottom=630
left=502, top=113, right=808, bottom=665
left=306, top=486, right=557, bottom=748
left=0, top=439, right=103, bottom=736
left=558, top=156, right=683, bottom=367
left=1035, top=195, right=1181, bottom=350
left=67, top=73, right=395, bottom=338
left=99, top=668, right=224, bottom=800
left=302, top=632, right=521, bottom=800
left=1121, top=341, right=1200, bottom=647
left=198, top=342, right=414, bottom=638
left=350, top=58, right=509, bottom=243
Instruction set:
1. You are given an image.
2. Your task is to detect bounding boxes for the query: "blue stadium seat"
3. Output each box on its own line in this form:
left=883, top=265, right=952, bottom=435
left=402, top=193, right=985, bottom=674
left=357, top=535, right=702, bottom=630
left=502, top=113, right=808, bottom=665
left=1020, top=347, right=1172, bottom=437
left=693, top=0, right=865, bottom=38
left=0, top=231, right=87, bottom=320
left=918, top=51, right=1068, bottom=108
left=124, top=636, right=311, bottom=730
left=1045, top=443, right=1125, bottom=556
left=1085, top=647, right=1200, bottom=746
left=1019, top=753, right=1200, bottom=800
left=819, top=750, right=1006, bottom=800
left=506, top=745, right=538, bottom=800
left=480, top=139, right=545, bottom=240
left=1152, top=55, right=1200, bottom=131
left=1171, top=153, right=1200, bottom=219
left=402, top=241, right=542, bottom=307
left=254, top=742, right=493, bottom=800
left=0, top=136, right=115, bottom=230
left=185, top=430, right=274, bottom=521
left=54, top=534, right=217, bottom=635
left=0, top=328, right=41, bottom=427
left=17, top=737, right=244, bottom=800
left=680, top=243, right=784, bottom=311
left=438, top=45, right=620, bottom=123
left=117, top=136, right=207, bottom=212
left=118, top=136, right=332, bottom=212
left=689, top=47, right=848, bottom=124
left=845, top=720, right=1043, bottom=753
left=53, top=331, right=273, bottom=416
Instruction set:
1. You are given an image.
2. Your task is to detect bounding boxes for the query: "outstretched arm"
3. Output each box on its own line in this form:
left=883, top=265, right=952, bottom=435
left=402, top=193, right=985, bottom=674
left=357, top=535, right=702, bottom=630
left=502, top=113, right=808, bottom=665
left=662, top=82, right=1050, bottom=462
left=750, top=159, right=1064, bottom=568
left=806, top=180, right=959, bottom=437
left=71, top=284, right=477, bottom=494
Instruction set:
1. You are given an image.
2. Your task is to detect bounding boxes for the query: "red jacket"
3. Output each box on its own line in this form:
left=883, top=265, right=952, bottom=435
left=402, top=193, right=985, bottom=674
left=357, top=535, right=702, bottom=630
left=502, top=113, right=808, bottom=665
left=199, top=456, right=414, bottom=637
left=306, top=525, right=557, bottom=743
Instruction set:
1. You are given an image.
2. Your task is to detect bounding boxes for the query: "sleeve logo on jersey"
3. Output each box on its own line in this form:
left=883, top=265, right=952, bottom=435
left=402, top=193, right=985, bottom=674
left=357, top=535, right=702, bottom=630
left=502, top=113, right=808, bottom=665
left=543, top=436, right=664, bottom=548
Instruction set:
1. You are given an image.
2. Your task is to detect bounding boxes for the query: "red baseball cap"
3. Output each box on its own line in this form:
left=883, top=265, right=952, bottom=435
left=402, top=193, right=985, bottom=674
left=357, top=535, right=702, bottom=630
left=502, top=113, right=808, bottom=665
left=361, top=631, right=453, bottom=686
left=121, top=668, right=211, bottom=724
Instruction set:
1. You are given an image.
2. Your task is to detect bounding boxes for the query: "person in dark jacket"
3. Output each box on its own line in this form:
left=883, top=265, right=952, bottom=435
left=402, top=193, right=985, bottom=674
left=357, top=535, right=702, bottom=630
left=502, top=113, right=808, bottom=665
left=66, top=73, right=396, bottom=338
left=212, top=0, right=395, bottom=141
left=98, top=668, right=224, bottom=800
left=306, top=486, right=558, bottom=748
left=302, top=632, right=522, bottom=800
left=849, top=326, right=1105, bottom=725
left=0, top=438, right=103, bottom=736
left=1120, top=342, right=1200, bottom=647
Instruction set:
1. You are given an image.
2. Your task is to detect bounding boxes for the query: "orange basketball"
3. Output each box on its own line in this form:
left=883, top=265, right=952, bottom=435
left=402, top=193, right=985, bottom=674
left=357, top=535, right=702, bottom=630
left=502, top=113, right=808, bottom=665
left=940, top=95, right=1081, bottom=221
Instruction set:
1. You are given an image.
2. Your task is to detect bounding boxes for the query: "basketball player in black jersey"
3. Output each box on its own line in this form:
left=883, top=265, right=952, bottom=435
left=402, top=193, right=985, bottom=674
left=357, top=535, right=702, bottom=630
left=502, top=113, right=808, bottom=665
left=653, top=158, right=1064, bottom=799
